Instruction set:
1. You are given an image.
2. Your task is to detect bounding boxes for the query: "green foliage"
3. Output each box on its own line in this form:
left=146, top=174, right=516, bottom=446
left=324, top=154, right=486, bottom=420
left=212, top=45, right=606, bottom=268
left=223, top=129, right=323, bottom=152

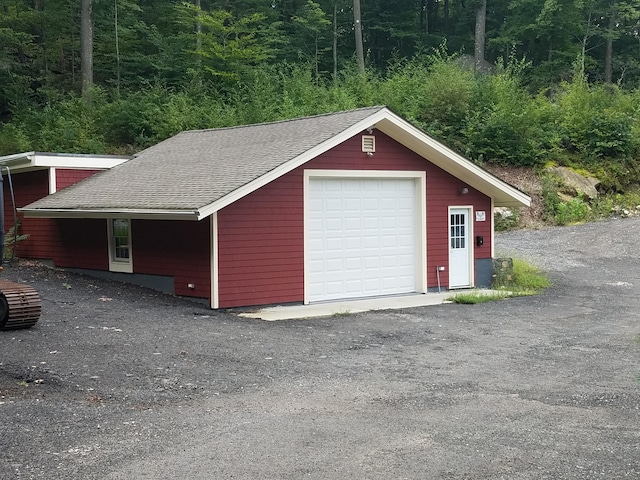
left=541, top=174, right=590, bottom=225
left=0, top=124, right=30, bottom=155
left=448, top=291, right=510, bottom=304
left=494, top=257, right=552, bottom=294
left=494, top=208, right=521, bottom=232
left=464, top=63, right=553, bottom=166
left=554, top=195, right=590, bottom=225
left=590, top=189, right=640, bottom=219
left=541, top=175, right=561, bottom=223
left=553, top=81, right=640, bottom=160
left=3, top=223, right=29, bottom=261
left=511, top=257, right=552, bottom=292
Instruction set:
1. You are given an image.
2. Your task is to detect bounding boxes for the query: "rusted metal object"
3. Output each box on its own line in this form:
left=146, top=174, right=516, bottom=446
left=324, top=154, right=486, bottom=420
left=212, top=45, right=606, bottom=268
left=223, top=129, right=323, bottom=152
left=0, top=280, right=42, bottom=330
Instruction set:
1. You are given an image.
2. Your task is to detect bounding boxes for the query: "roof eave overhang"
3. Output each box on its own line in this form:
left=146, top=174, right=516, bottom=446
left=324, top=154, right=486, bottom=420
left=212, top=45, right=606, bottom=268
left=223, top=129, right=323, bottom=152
left=20, top=208, right=200, bottom=221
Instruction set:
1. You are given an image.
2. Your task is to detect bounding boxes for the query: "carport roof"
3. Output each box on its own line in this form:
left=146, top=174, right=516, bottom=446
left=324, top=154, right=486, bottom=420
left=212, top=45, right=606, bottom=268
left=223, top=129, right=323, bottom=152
left=20, top=106, right=531, bottom=220
left=0, top=152, right=131, bottom=173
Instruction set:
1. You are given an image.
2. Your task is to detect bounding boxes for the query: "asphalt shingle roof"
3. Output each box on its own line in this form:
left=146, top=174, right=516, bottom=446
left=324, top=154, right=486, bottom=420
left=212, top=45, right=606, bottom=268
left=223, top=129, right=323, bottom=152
left=26, top=107, right=385, bottom=213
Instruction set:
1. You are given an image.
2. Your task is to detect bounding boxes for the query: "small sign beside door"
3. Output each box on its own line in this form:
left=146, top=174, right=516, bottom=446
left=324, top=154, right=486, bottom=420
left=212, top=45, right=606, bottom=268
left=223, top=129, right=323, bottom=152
left=475, top=211, right=486, bottom=222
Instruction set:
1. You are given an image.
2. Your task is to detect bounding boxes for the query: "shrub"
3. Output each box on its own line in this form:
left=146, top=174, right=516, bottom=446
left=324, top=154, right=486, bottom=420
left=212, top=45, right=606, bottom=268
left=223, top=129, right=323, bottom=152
left=554, top=81, right=640, bottom=160
left=464, top=68, right=552, bottom=166
left=554, top=195, right=589, bottom=225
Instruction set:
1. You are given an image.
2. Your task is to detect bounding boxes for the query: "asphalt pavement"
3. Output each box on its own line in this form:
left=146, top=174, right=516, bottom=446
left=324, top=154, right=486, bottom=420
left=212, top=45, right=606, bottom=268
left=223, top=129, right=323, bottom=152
left=1, top=217, right=639, bottom=479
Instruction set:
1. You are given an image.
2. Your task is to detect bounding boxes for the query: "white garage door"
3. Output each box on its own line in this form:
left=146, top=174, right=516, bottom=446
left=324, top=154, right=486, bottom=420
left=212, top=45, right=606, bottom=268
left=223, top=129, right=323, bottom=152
left=307, top=177, right=418, bottom=302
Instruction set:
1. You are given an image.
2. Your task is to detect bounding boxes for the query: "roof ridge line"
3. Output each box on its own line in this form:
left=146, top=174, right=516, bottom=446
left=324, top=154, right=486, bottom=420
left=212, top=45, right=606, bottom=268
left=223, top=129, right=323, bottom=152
left=176, top=106, right=387, bottom=136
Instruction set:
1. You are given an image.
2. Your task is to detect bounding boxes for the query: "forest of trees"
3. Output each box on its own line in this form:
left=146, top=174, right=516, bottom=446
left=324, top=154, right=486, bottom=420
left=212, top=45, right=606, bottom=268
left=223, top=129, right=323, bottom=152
left=2, top=0, right=640, bottom=193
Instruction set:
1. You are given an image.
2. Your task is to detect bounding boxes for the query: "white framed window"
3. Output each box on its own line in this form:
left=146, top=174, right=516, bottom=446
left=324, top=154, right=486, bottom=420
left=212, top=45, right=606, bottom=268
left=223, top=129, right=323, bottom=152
left=108, top=218, right=133, bottom=273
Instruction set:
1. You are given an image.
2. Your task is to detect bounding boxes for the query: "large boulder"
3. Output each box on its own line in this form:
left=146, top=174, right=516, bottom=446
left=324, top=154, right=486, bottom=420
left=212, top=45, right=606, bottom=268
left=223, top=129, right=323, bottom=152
left=545, top=166, right=600, bottom=200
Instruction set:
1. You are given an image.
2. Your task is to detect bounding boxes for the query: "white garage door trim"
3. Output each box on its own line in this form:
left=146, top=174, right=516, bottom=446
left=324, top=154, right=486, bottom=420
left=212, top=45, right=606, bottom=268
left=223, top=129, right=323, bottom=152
left=303, top=170, right=427, bottom=304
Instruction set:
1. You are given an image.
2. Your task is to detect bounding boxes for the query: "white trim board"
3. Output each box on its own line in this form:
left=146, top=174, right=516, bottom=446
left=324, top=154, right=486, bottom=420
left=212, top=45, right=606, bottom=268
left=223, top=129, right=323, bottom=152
left=210, top=212, right=219, bottom=309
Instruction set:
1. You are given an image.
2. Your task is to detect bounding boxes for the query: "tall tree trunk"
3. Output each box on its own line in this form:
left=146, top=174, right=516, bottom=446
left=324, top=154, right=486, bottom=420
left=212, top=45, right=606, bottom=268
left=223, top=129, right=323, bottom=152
left=114, top=0, right=121, bottom=98
left=333, top=1, right=338, bottom=80
left=604, top=12, right=615, bottom=84
left=353, top=0, right=365, bottom=74
left=474, top=0, right=487, bottom=73
left=444, top=0, right=450, bottom=34
left=421, top=0, right=428, bottom=34
left=195, top=0, right=202, bottom=86
left=80, top=0, right=93, bottom=103
left=579, top=7, right=594, bottom=82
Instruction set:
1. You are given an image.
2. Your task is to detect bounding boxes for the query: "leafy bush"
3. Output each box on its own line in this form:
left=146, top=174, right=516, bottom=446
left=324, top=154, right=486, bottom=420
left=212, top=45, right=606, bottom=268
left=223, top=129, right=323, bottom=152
left=554, top=195, right=589, bottom=225
left=464, top=67, right=552, bottom=166
left=3, top=224, right=29, bottom=261
left=0, top=124, right=30, bottom=155
left=494, top=208, right=521, bottom=231
left=553, top=81, right=640, bottom=160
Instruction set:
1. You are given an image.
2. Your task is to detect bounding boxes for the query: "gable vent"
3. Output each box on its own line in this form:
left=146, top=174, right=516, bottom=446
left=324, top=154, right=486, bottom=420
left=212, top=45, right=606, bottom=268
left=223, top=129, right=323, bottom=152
left=362, top=135, right=376, bottom=153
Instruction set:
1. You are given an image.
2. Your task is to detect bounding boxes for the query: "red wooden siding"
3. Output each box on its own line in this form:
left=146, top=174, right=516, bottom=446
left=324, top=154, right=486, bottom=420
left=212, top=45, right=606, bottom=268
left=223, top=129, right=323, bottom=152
left=132, top=219, right=211, bottom=299
left=217, top=175, right=304, bottom=307
left=56, top=169, right=100, bottom=190
left=51, top=218, right=109, bottom=270
left=3, top=170, right=53, bottom=259
left=47, top=218, right=211, bottom=299
left=217, top=131, right=492, bottom=308
left=2, top=169, right=103, bottom=259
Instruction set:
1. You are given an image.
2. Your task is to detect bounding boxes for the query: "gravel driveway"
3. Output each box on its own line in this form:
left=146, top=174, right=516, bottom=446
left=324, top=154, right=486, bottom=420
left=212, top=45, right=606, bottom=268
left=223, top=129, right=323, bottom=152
left=1, top=218, right=639, bottom=479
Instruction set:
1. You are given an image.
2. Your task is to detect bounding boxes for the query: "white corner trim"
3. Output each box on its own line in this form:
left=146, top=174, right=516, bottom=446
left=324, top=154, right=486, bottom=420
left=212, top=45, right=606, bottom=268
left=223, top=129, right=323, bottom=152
left=49, top=168, right=57, bottom=194
left=303, top=169, right=427, bottom=304
left=211, top=212, right=219, bottom=309
left=490, top=198, right=495, bottom=258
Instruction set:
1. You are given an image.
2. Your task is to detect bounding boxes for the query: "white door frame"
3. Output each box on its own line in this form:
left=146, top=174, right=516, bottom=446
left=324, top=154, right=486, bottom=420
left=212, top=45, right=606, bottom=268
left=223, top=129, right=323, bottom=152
left=303, top=169, right=427, bottom=304
left=448, top=206, right=474, bottom=289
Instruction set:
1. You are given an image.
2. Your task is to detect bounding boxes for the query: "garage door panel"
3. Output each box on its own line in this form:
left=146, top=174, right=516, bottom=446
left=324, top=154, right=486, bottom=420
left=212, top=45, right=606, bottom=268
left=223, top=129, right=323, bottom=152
left=307, top=177, right=418, bottom=302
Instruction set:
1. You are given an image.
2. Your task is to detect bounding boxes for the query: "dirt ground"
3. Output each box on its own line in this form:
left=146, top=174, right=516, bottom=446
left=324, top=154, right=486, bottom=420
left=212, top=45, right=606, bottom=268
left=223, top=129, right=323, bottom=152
left=1, top=218, right=639, bottom=479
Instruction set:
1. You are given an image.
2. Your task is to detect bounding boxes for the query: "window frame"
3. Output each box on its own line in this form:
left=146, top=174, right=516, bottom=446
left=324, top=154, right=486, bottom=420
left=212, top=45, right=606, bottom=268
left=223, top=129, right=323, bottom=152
left=108, top=218, right=133, bottom=273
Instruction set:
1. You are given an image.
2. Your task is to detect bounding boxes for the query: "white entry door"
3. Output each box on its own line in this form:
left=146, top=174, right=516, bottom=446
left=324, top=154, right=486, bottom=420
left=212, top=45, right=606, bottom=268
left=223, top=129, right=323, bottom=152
left=307, top=177, right=418, bottom=302
left=449, top=208, right=472, bottom=288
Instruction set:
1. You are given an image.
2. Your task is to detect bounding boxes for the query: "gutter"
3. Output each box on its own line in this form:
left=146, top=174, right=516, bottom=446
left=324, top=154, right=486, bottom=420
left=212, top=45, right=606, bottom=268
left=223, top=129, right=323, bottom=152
left=19, top=208, right=202, bottom=221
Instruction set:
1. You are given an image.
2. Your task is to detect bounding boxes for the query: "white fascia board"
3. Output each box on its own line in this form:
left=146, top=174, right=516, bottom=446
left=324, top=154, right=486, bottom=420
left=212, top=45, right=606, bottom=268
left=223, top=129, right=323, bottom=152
left=30, top=153, right=131, bottom=169
left=0, top=152, right=131, bottom=171
left=374, top=112, right=532, bottom=208
left=0, top=152, right=36, bottom=165
left=196, top=110, right=390, bottom=220
left=19, top=208, right=199, bottom=221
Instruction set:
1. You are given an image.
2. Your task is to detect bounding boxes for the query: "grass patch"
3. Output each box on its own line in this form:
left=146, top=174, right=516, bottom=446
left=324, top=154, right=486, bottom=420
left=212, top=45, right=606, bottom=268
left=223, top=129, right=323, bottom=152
left=507, top=257, right=552, bottom=293
left=449, top=257, right=551, bottom=304
left=447, top=291, right=510, bottom=304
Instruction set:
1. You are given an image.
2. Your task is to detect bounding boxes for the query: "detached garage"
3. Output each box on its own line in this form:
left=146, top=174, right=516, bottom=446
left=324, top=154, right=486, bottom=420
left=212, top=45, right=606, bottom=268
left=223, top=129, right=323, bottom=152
left=19, top=106, right=530, bottom=309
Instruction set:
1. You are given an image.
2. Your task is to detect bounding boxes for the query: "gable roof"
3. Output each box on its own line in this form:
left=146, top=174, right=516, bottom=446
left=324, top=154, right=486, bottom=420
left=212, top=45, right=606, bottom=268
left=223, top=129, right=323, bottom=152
left=21, top=107, right=530, bottom=220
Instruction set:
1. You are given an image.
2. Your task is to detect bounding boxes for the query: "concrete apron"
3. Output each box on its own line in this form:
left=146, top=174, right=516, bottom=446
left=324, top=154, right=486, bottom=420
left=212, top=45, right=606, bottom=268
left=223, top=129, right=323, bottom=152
left=238, top=290, right=501, bottom=321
